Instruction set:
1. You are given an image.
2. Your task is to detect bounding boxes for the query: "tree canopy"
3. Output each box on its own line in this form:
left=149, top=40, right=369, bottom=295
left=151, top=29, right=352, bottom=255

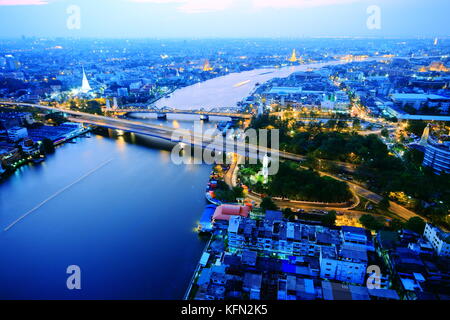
left=240, top=161, right=352, bottom=203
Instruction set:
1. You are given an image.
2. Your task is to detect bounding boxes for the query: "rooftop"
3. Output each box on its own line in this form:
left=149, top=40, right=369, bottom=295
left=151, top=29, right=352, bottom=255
left=213, top=204, right=250, bottom=221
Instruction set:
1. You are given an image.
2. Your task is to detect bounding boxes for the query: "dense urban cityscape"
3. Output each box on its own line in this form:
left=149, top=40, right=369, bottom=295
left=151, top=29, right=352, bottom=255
left=0, top=0, right=449, bottom=308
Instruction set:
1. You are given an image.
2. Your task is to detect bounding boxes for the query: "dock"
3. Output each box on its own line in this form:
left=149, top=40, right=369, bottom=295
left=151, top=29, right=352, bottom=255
left=183, top=233, right=213, bottom=300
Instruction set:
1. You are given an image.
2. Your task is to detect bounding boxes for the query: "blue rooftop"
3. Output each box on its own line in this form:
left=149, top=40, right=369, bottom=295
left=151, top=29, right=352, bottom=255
left=200, top=205, right=216, bottom=223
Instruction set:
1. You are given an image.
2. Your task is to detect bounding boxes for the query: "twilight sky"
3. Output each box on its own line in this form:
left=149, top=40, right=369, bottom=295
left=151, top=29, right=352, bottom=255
left=0, top=0, right=448, bottom=38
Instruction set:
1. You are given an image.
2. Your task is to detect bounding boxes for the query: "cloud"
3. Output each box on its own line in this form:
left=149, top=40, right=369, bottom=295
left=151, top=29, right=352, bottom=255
left=252, top=0, right=361, bottom=9
left=0, top=0, right=49, bottom=5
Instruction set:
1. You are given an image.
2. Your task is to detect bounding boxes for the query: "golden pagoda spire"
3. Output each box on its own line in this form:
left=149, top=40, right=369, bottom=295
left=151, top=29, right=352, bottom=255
left=203, top=60, right=213, bottom=72
left=288, top=49, right=297, bottom=63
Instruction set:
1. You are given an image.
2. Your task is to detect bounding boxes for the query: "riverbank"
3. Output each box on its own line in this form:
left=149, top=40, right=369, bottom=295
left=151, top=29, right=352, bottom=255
left=153, top=61, right=344, bottom=111
left=0, top=130, right=211, bottom=299
left=0, top=125, right=91, bottom=183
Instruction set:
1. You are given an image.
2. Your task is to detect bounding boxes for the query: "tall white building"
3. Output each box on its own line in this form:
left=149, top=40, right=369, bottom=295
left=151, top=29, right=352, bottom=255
left=320, top=245, right=368, bottom=285
left=424, top=223, right=450, bottom=257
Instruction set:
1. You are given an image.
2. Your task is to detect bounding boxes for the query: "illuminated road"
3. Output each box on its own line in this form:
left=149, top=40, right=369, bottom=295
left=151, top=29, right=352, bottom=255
left=0, top=98, right=420, bottom=222
left=0, top=102, right=346, bottom=166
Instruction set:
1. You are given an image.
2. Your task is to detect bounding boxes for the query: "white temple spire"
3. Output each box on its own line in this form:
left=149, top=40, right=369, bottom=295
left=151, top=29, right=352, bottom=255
left=81, top=66, right=92, bottom=93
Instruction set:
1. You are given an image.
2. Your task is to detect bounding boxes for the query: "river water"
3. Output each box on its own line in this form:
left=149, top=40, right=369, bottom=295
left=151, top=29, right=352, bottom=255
left=153, top=62, right=341, bottom=110
left=0, top=61, right=341, bottom=300
left=0, top=118, right=223, bottom=299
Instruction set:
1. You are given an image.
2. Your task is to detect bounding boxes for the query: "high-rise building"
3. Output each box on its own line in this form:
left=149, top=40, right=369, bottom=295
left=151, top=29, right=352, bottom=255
left=422, top=135, right=450, bottom=174
left=5, top=55, right=19, bottom=71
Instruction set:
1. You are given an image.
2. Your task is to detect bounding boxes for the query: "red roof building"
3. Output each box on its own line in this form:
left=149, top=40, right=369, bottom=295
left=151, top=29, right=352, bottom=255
left=212, top=204, right=250, bottom=221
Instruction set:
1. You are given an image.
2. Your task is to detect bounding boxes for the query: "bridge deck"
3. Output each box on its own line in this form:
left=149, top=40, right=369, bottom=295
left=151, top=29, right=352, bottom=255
left=104, top=108, right=253, bottom=119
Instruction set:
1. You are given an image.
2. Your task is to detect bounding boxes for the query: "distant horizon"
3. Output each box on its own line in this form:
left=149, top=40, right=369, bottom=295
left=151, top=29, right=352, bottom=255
left=0, top=36, right=448, bottom=40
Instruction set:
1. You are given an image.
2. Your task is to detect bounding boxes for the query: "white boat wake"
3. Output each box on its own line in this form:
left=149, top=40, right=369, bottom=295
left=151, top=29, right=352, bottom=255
left=3, top=158, right=114, bottom=232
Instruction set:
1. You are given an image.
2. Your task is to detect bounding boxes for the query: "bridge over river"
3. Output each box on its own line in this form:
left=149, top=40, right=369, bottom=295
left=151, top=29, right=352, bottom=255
left=1, top=101, right=287, bottom=161
left=104, top=107, right=253, bottom=120
left=1, top=98, right=421, bottom=222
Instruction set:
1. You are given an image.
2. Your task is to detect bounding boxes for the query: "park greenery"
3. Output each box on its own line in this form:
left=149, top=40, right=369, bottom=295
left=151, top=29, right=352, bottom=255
left=359, top=214, right=426, bottom=234
left=251, top=114, right=450, bottom=228
left=405, top=120, right=428, bottom=137
left=359, top=214, right=385, bottom=231
left=239, top=161, right=352, bottom=203
left=251, top=114, right=391, bottom=164
left=260, top=197, right=278, bottom=212
left=282, top=207, right=337, bottom=226
left=67, top=99, right=103, bottom=115
left=213, top=180, right=244, bottom=203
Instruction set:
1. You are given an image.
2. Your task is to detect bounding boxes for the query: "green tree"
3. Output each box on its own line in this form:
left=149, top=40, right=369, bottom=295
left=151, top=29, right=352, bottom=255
left=359, top=214, right=383, bottom=231
left=303, top=152, right=319, bottom=169
left=69, top=100, right=77, bottom=110
left=403, top=149, right=424, bottom=167
left=404, top=217, right=426, bottom=234
left=406, top=120, right=427, bottom=136
left=85, top=100, right=102, bottom=115
left=215, top=189, right=236, bottom=203
left=352, top=119, right=362, bottom=131
left=389, top=219, right=404, bottom=231
left=325, top=119, right=337, bottom=130
left=232, top=186, right=244, bottom=199
left=336, top=120, right=348, bottom=131
left=321, top=210, right=337, bottom=226
left=282, top=208, right=294, bottom=219
left=379, top=197, right=390, bottom=210
left=45, top=112, right=67, bottom=125
left=40, top=138, right=55, bottom=154
left=216, top=180, right=229, bottom=190
left=260, top=197, right=278, bottom=212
